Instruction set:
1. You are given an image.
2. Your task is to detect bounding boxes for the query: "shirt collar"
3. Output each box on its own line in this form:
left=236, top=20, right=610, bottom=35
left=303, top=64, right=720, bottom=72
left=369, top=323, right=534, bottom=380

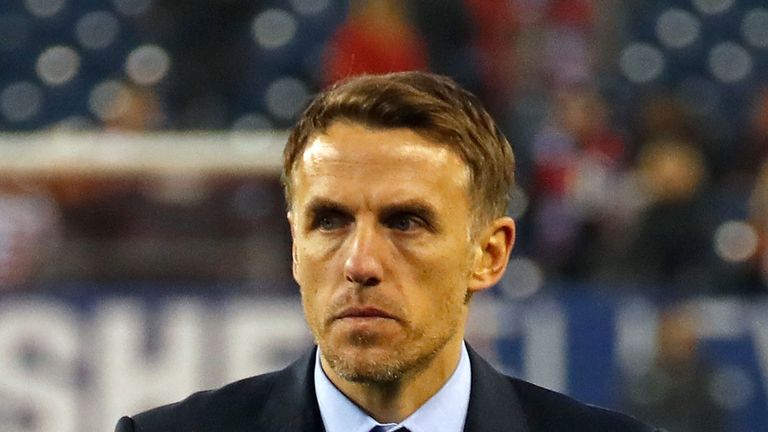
left=314, top=343, right=472, bottom=432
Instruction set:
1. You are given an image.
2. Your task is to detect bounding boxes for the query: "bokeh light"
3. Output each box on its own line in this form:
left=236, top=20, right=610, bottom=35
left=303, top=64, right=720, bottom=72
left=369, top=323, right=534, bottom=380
left=75, top=11, right=120, bottom=50
left=500, top=256, right=544, bottom=299
left=714, top=220, right=759, bottom=263
left=742, top=8, right=768, bottom=49
left=252, top=9, right=298, bottom=50
left=620, top=43, right=665, bottom=83
left=264, top=77, right=308, bottom=120
left=693, top=0, right=735, bottom=15
left=656, top=8, right=701, bottom=49
left=0, top=82, right=43, bottom=122
left=35, top=46, right=81, bottom=86
left=125, top=45, right=171, bottom=86
left=24, top=0, right=66, bottom=18
left=88, top=80, right=130, bottom=121
left=708, top=42, right=752, bottom=83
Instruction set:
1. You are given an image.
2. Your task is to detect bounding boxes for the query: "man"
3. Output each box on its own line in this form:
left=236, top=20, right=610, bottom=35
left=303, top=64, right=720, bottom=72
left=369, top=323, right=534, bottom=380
left=116, top=72, right=659, bottom=431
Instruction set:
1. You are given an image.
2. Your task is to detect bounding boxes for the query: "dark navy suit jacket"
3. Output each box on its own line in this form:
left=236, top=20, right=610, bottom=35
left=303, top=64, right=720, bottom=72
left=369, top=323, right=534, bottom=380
left=115, top=345, right=660, bottom=432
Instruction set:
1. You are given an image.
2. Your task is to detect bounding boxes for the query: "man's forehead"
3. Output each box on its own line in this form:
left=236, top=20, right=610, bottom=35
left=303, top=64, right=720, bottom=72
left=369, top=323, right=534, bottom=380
left=289, top=123, right=472, bottom=210
left=299, top=123, right=467, bottom=173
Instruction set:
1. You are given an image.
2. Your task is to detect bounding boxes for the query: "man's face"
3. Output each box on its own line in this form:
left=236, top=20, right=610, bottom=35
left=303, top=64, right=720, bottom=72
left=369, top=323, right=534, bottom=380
left=289, top=121, right=480, bottom=383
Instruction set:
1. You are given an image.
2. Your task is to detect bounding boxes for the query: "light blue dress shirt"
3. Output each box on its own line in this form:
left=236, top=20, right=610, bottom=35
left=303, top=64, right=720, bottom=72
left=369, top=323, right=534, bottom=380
left=314, top=343, right=472, bottom=432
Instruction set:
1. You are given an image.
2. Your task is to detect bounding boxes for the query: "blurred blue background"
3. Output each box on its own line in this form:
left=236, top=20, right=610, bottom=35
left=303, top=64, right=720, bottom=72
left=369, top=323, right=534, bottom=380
left=0, top=1, right=767, bottom=431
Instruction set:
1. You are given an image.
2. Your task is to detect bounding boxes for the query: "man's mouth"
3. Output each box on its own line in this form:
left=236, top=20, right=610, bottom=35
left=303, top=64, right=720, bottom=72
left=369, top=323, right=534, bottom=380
left=335, top=307, right=397, bottom=320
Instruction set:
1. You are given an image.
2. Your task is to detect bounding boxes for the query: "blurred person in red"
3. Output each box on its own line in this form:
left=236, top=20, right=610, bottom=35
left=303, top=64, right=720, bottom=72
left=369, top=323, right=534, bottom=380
left=116, top=72, right=660, bottom=431
left=463, top=0, right=595, bottom=102
left=528, top=86, right=627, bottom=278
left=463, top=0, right=521, bottom=111
left=323, top=0, right=427, bottom=85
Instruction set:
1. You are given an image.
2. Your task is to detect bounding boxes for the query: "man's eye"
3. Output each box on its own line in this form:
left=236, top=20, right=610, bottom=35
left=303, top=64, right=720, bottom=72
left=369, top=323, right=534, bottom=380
left=313, top=213, right=348, bottom=231
left=387, top=214, right=422, bottom=232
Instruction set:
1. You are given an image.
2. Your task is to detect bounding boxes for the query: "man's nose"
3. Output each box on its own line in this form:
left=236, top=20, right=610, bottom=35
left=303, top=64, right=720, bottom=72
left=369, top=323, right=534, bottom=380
left=343, top=222, right=384, bottom=287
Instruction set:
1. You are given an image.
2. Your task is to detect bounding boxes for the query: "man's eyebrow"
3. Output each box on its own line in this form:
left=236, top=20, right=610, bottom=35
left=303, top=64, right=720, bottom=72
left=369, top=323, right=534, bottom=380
left=304, top=198, right=352, bottom=217
left=303, top=198, right=442, bottom=228
left=379, top=200, right=441, bottom=225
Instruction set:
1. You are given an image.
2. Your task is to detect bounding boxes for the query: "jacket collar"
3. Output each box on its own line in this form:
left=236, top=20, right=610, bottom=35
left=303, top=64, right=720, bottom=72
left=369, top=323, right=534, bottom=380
left=260, top=348, right=325, bottom=432
left=463, top=345, right=529, bottom=432
left=267, top=345, right=529, bottom=432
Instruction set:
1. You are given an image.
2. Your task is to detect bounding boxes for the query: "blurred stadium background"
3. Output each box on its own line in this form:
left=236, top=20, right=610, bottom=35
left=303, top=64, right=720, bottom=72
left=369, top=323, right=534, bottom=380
left=1, top=0, right=767, bottom=431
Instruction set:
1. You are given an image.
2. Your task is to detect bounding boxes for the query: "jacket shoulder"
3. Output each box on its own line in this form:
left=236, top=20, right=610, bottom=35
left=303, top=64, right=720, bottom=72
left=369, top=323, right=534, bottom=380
left=508, top=377, right=658, bottom=432
left=120, top=349, right=322, bottom=432
left=128, top=370, right=283, bottom=432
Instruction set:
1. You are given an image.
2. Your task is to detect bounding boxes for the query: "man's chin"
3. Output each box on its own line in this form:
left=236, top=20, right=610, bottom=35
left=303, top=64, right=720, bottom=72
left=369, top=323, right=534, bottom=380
left=326, top=352, right=405, bottom=384
left=339, top=367, right=403, bottom=384
left=318, top=328, right=451, bottom=384
left=320, top=342, right=405, bottom=383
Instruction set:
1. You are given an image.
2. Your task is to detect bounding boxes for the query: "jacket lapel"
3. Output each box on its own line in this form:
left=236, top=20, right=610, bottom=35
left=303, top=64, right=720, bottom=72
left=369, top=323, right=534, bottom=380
left=464, top=345, right=529, bottom=432
left=260, top=348, right=326, bottom=432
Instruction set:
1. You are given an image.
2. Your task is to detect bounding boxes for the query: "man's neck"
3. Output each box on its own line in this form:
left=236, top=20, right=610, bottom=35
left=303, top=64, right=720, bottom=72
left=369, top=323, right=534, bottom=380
left=319, top=336, right=464, bottom=423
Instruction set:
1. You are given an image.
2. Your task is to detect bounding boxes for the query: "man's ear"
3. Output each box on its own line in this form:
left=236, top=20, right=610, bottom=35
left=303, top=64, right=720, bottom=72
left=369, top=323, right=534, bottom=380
left=468, top=217, right=515, bottom=293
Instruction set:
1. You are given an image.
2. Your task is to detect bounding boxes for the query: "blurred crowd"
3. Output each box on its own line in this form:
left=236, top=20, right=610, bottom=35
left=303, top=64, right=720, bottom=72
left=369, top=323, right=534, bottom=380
left=1, top=0, right=767, bottom=297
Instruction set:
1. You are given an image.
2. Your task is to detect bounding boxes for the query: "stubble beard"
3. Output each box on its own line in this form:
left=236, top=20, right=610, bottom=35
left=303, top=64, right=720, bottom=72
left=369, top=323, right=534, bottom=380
left=320, top=322, right=458, bottom=385
left=306, top=248, right=474, bottom=385
left=308, top=286, right=471, bottom=385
